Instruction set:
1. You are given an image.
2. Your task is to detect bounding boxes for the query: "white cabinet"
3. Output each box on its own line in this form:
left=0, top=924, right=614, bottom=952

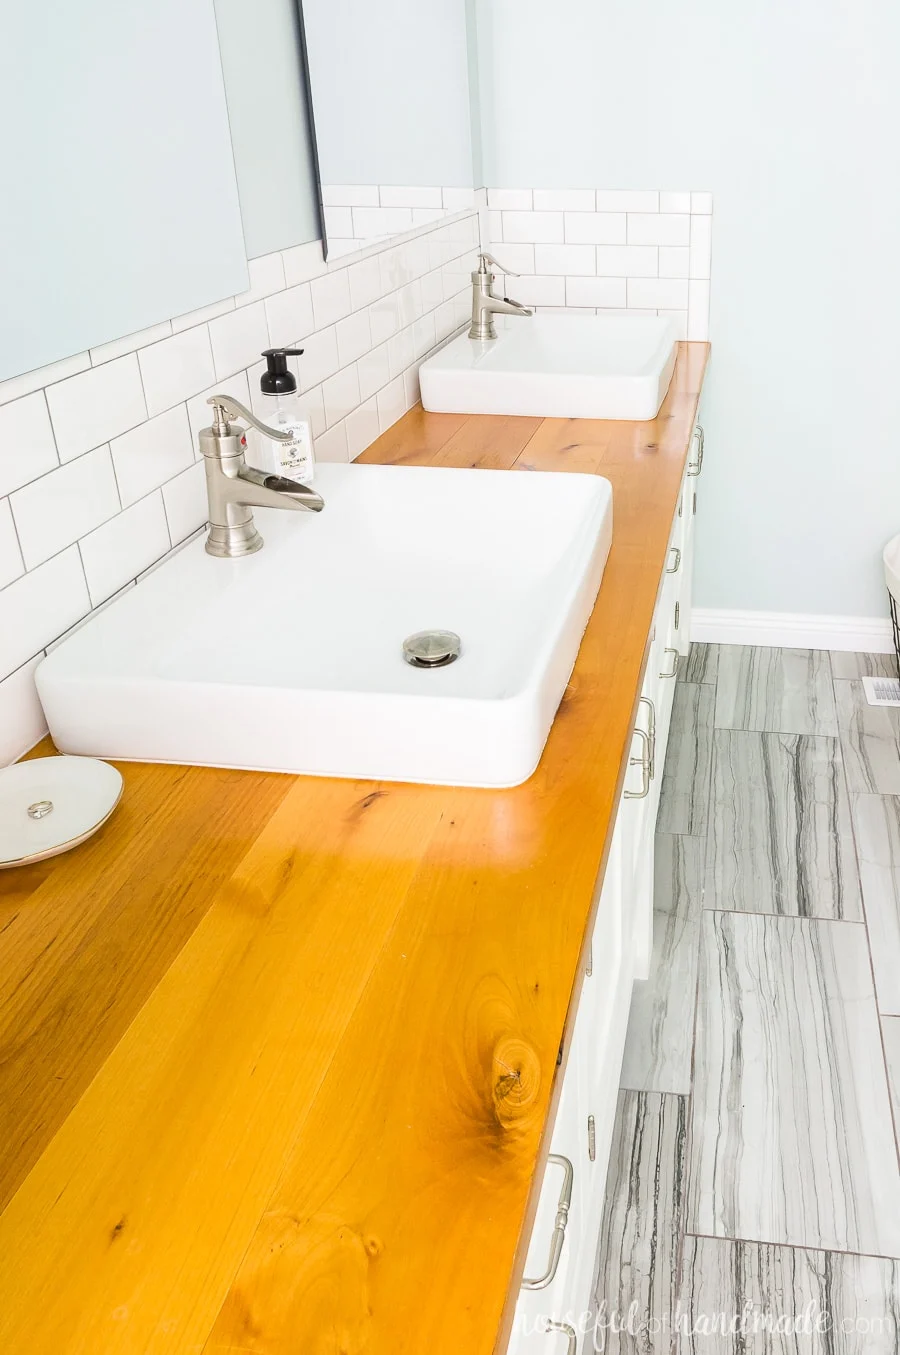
left=505, top=422, right=705, bottom=1355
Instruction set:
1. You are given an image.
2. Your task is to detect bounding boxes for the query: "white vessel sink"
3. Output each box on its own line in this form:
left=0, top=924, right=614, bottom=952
left=420, top=312, right=678, bottom=420
left=37, top=463, right=613, bottom=787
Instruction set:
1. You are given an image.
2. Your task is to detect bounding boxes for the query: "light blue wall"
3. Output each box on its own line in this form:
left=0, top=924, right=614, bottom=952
left=477, top=0, right=900, bottom=618
left=302, top=0, right=474, bottom=188
left=214, top=0, right=321, bottom=258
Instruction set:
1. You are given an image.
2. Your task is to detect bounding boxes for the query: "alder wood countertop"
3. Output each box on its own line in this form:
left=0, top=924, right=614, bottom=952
left=0, top=343, right=708, bottom=1355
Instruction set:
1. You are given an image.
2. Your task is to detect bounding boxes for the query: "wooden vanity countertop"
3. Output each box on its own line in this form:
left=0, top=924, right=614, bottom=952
left=0, top=342, right=709, bottom=1354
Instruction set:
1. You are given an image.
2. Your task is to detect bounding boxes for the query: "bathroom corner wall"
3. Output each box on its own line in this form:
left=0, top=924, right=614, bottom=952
left=0, top=213, right=480, bottom=763
left=484, top=189, right=712, bottom=340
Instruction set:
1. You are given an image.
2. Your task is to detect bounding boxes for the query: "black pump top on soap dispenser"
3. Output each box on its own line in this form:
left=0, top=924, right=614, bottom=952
left=260, top=347, right=304, bottom=395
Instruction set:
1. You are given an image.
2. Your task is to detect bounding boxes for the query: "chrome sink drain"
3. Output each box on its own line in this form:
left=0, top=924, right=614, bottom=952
left=402, top=630, right=461, bottom=668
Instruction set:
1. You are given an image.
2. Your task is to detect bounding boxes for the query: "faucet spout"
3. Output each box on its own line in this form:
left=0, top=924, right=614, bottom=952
left=237, top=465, right=325, bottom=513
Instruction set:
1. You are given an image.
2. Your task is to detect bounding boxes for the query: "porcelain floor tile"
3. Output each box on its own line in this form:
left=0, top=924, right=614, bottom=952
left=834, top=680, right=900, bottom=794
left=884, top=1018, right=900, bottom=1128
left=707, top=731, right=862, bottom=920
left=830, top=651, right=898, bottom=680
left=656, top=683, right=715, bottom=836
left=678, top=1237, right=900, bottom=1353
left=687, top=911, right=900, bottom=1256
left=679, top=642, right=718, bottom=686
left=620, top=835, right=704, bottom=1094
left=850, top=795, right=900, bottom=1014
left=592, top=1091, right=688, bottom=1354
left=714, top=646, right=837, bottom=736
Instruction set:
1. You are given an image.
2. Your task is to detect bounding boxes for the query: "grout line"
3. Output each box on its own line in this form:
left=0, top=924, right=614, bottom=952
left=680, top=1227, right=900, bottom=1264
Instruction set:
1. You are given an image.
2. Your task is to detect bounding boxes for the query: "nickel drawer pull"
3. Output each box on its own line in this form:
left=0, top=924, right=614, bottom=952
left=541, top=1319, right=578, bottom=1355
left=666, top=546, right=682, bottom=574
left=521, top=1154, right=574, bottom=1291
left=687, top=423, right=705, bottom=477
left=624, top=727, right=651, bottom=799
left=659, top=648, right=679, bottom=679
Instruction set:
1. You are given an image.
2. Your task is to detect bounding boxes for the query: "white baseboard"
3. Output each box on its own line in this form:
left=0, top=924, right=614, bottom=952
left=691, top=608, right=894, bottom=653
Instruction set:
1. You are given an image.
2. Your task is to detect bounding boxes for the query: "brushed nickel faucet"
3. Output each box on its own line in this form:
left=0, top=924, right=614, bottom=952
left=468, top=251, right=534, bottom=340
left=199, top=394, right=324, bottom=559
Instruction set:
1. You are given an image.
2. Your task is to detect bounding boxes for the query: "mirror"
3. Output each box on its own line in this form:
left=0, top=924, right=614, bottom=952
left=299, top=0, right=478, bottom=260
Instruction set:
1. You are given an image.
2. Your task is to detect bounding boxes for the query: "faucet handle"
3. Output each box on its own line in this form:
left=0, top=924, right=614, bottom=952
left=477, top=250, right=520, bottom=279
left=206, top=393, right=294, bottom=444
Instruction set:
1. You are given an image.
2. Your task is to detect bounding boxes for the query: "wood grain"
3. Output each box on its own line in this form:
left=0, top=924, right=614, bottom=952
left=0, top=343, right=709, bottom=1354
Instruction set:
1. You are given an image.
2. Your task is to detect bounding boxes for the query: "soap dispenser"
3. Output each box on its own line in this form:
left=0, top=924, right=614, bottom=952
left=256, top=348, right=315, bottom=482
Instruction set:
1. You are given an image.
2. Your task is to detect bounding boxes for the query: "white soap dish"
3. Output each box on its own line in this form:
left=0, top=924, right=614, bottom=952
left=0, top=755, right=123, bottom=869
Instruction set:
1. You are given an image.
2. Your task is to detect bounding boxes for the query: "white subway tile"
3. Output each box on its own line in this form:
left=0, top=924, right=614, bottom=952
left=564, top=212, right=626, bottom=245
left=370, top=294, right=402, bottom=345
left=322, top=365, right=361, bottom=427
left=110, top=405, right=193, bottom=507
left=658, top=309, right=689, bottom=341
left=660, top=191, right=692, bottom=213
left=358, top=343, right=391, bottom=401
left=376, top=376, right=406, bottom=433
left=0, top=499, right=23, bottom=589
left=691, top=191, right=714, bottom=215
left=533, top=189, right=595, bottom=212
left=412, top=311, right=437, bottom=359
left=433, top=299, right=460, bottom=343
left=595, top=190, right=659, bottom=213
left=659, top=246, right=690, bottom=279
left=0, top=392, right=59, bottom=497
left=380, top=246, right=412, bottom=293
left=689, top=214, right=713, bottom=280
left=352, top=206, right=414, bottom=238
left=504, top=275, right=567, bottom=306
left=10, top=445, right=119, bottom=569
left=484, top=243, right=533, bottom=275
left=398, top=279, right=424, bottom=323
left=595, top=245, right=658, bottom=278
left=335, top=308, right=373, bottom=366
left=170, top=295, right=235, bottom=335
left=311, top=271, right=352, bottom=330
left=0, top=656, right=46, bottom=765
left=627, top=213, right=690, bottom=246
left=452, top=291, right=470, bottom=327
left=208, top=302, right=270, bottom=381
left=265, top=283, right=315, bottom=348
left=0, top=351, right=90, bottom=408
left=387, top=326, right=415, bottom=380
left=403, top=236, right=432, bottom=281
left=302, top=384, right=327, bottom=439
left=323, top=206, right=353, bottom=239
left=487, top=210, right=503, bottom=242
left=186, top=370, right=252, bottom=443
left=234, top=252, right=286, bottom=308
left=380, top=186, right=442, bottom=209
left=282, top=239, right=328, bottom=287
left=345, top=397, right=380, bottom=460
left=138, top=326, right=215, bottom=417
left=627, top=278, right=689, bottom=309
left=79, top=490, right=170, bottom=605
left=0, top=545, right=89, bottom=678
left=298, top=327, right=340, bottom=391
left=403, top=365, right=420, bottom=410
left=315, top=420, right=349, bottom=463
left=348, top=256, right=384, bottom=310
left=322, top=185, right=379, bottom=208
left=162, top=461, right=208, bottom=546
left=534, top=244, right=596, bottom=276
left=420, top=268, right=445, bottom=313
left=502, top=211, right=564, bottom=244
left=565, top=276, right=627, bottom=307
left=487, top=189, right=533, bottom=210
left=90, top=318, right=172, bottom=367
left=688, top=280, right=711, bottom=340
left=442, top=187, right=476, bottom=212
left=46, top=355, right=146, bottom=463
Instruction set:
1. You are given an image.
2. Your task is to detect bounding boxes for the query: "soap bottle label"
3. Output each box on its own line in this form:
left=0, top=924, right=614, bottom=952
left=276, top=424, right=314, bottom=483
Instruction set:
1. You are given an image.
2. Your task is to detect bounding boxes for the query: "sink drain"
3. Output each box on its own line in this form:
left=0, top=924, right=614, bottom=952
left=402, top=630, right=461, bottom=668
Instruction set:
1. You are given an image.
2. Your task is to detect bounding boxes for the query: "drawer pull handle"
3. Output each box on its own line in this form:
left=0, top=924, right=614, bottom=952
left=659, top=648, right=679, bottom=679
left=541, top=1319, right=578, bottom=1355
left=624, top=728, right=651, bottom=799
left=587, top=1114, right=596, bottom=1162
left=687, top=423, right=705, bottom=477
left=666, top=546, right=682, bottom=574
left=521, top=1154, right=574, bottom=1291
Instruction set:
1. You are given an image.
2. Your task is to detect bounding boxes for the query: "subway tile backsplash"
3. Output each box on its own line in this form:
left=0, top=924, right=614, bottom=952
left=0, top=210, right=480, bottom=762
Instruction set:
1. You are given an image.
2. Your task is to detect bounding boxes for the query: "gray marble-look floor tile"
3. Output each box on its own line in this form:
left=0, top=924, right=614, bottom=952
left=884, top=1018, right=900, bottom=1129
left=592, top=1091, right=687, bottom=1354
left=678, top=1236, right=900, bottom=1353
left=620, top=835, right=704, bottom=1095
left=715, top=646, right=837, bottom=736
left=830, top=650, right=898, bottom=680
left=679, top=642, right=719, bottom=686
left=656, top=683, right=715, bottom=836
left=834, top=680, right=900, bottom=794
left=707, top=731, right=862, bottom=921
left=850, top=795, right=900, bottom=1014
left=687, top=910, right=900, bottom=1256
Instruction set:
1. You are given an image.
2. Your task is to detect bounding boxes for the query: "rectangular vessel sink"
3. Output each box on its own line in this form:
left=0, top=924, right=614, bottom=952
left=37, top=463, right=613, bottom=787
left=420, top=312, right=678, bottom=420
